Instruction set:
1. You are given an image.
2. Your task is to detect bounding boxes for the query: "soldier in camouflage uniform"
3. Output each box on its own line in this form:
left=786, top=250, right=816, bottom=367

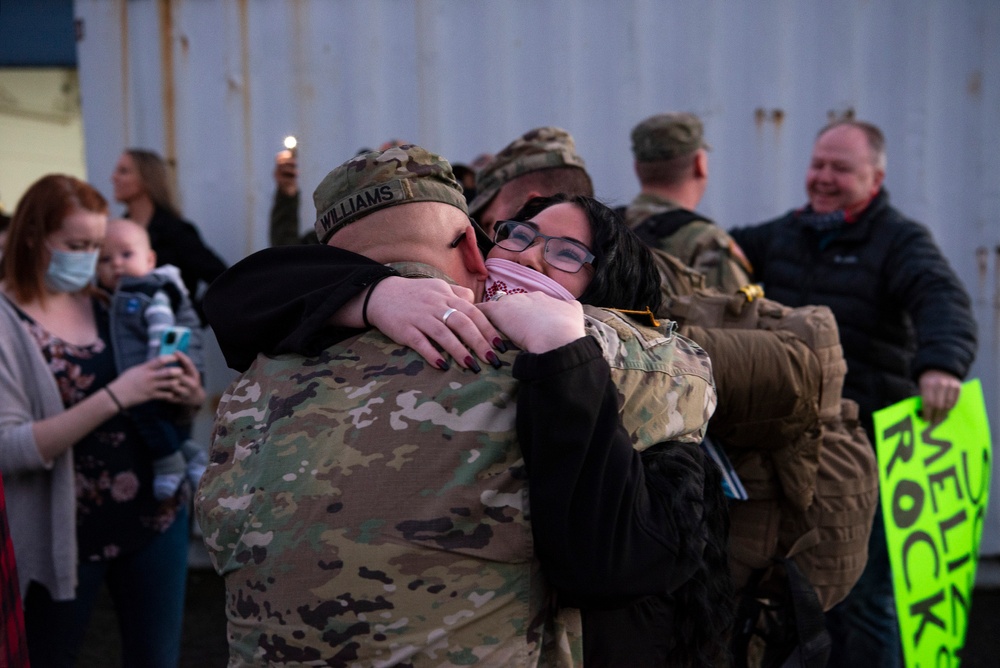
left=467, top=127, right=595, bottom=236
left=198, top=145, right=719, bottom=667
left=624, top=112, right=753, bottom=293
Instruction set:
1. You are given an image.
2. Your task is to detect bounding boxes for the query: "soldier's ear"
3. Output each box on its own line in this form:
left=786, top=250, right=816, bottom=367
left=458, top=223, right=488, bottom=280
left=694, top=150, right=708, bottom=179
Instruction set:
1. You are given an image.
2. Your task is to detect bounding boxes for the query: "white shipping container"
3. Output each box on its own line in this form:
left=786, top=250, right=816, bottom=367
left=74, top=0, right=1000, bottom=558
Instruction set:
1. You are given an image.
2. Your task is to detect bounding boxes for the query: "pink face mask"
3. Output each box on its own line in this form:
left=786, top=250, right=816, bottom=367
left=484, top=258, right=576, bottom=302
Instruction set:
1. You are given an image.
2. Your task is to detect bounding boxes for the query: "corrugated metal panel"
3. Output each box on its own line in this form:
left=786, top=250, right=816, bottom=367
left=75, top=0, right=1000, bottom=551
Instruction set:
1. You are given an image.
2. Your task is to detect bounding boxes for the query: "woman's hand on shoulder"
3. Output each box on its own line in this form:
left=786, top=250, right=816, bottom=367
left=477, top=293, right=585, bottom=354
left=367, top=277, right=504, bottom=371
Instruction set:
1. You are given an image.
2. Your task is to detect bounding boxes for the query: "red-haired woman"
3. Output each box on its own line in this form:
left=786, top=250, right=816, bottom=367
left=0, top=174, right=204, bottom=667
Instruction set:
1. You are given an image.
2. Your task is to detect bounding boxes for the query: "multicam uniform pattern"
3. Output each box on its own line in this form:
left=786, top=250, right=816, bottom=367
left=581, top=305, right=715, bottom=449
left=196, top=266, right=715, bottom=668
left=198, top=331, right=556, bottom=668
left=625, top=192, right=752, bottom=294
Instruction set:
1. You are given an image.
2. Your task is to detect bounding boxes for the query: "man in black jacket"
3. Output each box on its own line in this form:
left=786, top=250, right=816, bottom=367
left=730, top=119, right=978, bottom=668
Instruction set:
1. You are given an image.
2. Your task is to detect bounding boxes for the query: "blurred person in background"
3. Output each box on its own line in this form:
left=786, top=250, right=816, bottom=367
left=468, top=127, right=594, bottom=236
left=0, top=471, right=29, bottom=668
left=0, top=209, right=11, bottom=257
left=623, top=112, right=752, bottom=293
left=111, top=149, right=227, bottom=323
left=96, top=219, right=207, bottom=502
left=269, top=147, right=302, bottom=247
left=0, top=174, right=204, bottom=667
left=731, top=119, right=978, bottom=668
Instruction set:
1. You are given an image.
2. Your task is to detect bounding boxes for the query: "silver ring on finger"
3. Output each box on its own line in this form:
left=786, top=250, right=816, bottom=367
left=441, top=308, right=458, bottom=324
left=492, top=290, right=507, bottom=302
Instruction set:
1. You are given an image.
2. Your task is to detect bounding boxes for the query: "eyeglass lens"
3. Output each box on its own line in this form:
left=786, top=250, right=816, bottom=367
left=493, top=221, right=593, bottom=273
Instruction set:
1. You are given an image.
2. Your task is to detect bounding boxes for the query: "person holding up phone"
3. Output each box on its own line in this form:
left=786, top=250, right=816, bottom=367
left=269, top=139, right=308, bottom=247
left=97, top=218, right=207, bottom=500
left=1, top=175, right=205, bottom=667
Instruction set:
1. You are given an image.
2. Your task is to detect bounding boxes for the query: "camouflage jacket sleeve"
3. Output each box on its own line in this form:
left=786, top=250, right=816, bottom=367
left=512, top=335, right=713, bottom=607
left=582, top=306, right=716, bottom=448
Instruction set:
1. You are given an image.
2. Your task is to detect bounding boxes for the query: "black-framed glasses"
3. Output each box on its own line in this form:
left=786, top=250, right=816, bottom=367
left=493, top=220, right=595, bottom=274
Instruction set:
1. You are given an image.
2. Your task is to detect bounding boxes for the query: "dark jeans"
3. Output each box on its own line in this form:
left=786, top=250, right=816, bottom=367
left=825, top=504, right=902, bottom=668
left=25, top=505, right=190, bottom=668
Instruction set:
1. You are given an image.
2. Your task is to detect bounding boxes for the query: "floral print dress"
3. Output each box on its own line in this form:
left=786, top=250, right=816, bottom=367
left=13, top=297, right=184, bottom=562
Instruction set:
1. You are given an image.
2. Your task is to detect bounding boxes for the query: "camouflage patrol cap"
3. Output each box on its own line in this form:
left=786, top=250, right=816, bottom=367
left=468, top=127, right=591, bottom=217
left=313, top=144, right=468, bottom=244
left=631, top=113, right=710, bottom=162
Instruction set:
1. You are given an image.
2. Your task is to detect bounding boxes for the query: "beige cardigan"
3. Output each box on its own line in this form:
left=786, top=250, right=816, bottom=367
left=0, top=295, right=78, bottom=600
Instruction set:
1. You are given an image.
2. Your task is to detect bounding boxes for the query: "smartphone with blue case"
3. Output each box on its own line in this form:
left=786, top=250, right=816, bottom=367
left=158, top=326, right=191, bottom=357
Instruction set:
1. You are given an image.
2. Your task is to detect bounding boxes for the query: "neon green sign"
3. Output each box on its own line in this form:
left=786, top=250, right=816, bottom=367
left=874, top=379, right=992, bottom=668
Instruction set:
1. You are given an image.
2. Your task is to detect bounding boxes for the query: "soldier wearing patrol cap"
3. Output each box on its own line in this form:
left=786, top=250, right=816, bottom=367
left=197, top=144, right=720, bottom=667
left=312, top=145, right=468, bottom=244
left=624, top=112, right=753, bottom=293
left=469, top=126, right=594, bottom=234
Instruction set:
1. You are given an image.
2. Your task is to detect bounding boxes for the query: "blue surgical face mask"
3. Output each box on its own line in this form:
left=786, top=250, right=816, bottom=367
left=45, top=247, right=99, bottom=293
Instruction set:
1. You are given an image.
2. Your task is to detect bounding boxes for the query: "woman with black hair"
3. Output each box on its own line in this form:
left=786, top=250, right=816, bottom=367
left=483, top=194, right=734, bottom=667
left=489, top=193, right=664, bottom=310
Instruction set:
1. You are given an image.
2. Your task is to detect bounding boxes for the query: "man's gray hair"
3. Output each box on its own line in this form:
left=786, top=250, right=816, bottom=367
left=818, top=120, right=887, bottom=171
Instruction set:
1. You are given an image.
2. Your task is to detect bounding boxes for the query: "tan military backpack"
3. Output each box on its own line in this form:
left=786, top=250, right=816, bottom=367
left=637, top=246, right=878, bottom=665
left=661, top=285, right=878, bottom=611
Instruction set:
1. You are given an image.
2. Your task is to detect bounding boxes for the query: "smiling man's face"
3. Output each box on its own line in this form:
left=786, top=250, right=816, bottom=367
left=805, top=124, right=884, bottom=215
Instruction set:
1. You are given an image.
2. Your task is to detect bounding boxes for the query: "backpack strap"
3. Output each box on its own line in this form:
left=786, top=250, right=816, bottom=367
left=633, top=208, right=706, bottom=246
left=730, top=557, right=831, bottom=668
left=778, top=557, right=832, bottom=668
left=730, top=566, right=771, bottom=668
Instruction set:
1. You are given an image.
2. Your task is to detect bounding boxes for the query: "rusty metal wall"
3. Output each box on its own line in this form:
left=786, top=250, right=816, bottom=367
left=74, top=0, right=1000, bottom=553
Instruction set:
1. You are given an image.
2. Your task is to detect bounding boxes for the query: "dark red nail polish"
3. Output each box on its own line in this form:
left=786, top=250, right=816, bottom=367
left=464, top=356, right=481, bottom=373
left=486, top=351, right=502, bottom=369
left=493, top=338, right=508, bottom=353
left=436, top=359, right=449, bottom=371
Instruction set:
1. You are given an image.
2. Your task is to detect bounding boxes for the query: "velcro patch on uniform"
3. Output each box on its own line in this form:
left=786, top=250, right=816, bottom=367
left=316, top=180, right=408, bottom=239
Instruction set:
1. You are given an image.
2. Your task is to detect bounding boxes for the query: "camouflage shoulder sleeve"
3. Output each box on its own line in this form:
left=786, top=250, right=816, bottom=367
left=660, top=221, right=753, bottom=294
left=582, top=305, right=717, bottom=449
